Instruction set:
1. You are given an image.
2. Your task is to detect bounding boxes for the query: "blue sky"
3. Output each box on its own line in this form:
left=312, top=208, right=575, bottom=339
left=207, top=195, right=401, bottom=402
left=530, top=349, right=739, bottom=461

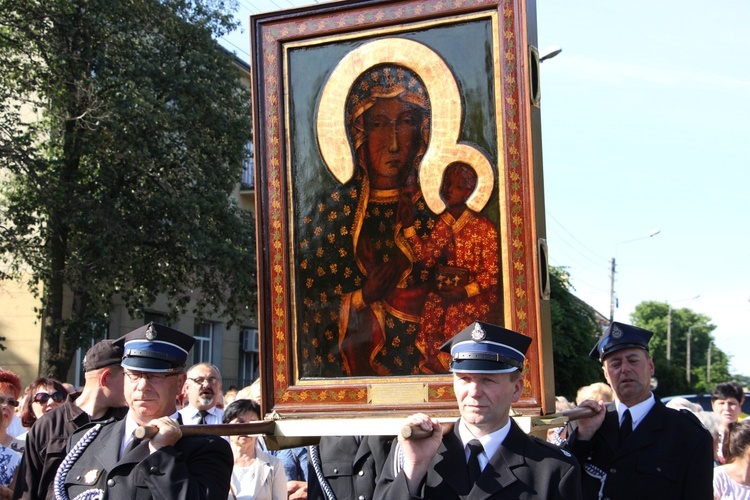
left=221, top=0, right=750, bottom=377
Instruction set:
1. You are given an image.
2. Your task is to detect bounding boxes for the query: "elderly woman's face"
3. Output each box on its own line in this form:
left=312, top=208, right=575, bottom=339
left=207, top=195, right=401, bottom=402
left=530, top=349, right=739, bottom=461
left=0, top=390, right=19, bottom=431
left=363, top=97, right=423, bottom=190
left=229, top=410, right=260, bottom=450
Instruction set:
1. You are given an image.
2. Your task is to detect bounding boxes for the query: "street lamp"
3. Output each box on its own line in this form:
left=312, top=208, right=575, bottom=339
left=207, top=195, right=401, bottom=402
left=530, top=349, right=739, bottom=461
left=609, top=228, right=661, bottom=322
left=666, top=294, right=700, bottom=365
left=539, top=45, right=563, bottom=62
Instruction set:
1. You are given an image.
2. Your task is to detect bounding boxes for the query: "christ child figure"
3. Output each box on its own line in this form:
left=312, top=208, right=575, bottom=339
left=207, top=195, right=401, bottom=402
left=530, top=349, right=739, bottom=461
left=401, top=161, right=501, bottom=373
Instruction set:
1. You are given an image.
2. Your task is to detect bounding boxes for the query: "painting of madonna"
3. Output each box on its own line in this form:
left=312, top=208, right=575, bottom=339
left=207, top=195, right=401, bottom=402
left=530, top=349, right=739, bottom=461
left=297, top=64, right=441, bottom=378
left=297, top=64, right=435, bottom=377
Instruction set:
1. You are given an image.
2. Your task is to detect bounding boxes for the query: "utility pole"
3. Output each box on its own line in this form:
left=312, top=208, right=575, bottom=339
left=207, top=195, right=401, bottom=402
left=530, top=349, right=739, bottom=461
left=686, top=326, right=693, bottom=384
left=609, top=258, right=616, bottom=323
left=666, top=305, right=672, bottom=365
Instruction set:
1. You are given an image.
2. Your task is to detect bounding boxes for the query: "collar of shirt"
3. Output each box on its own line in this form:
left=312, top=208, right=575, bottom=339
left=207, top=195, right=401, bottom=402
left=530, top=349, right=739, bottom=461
left=458, top=418, right=512, bottom=470
left=180, top=405, right=219, bottom=422
left=121, top=410, right=180, bottom=458
left=616, top=393, right=655, bottom=430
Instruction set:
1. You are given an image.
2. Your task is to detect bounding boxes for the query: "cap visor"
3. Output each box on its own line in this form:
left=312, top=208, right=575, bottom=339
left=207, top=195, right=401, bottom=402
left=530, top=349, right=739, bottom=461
left=121, top=357, right=176, bottom=373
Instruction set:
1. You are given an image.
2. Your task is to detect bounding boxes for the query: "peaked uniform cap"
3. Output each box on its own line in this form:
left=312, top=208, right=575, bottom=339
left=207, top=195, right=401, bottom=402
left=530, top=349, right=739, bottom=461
left=439, top=321, right=531, bottom=373
left=590, top=322, right=654, bottom=361
left=121, top=322, right=195, bottom=372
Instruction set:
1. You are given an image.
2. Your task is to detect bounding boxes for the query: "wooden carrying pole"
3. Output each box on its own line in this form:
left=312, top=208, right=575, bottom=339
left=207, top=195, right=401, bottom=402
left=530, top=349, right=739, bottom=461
left=134, top=406, right=597, bottom=441
left=134, top=420, right=277, bottom=440
left=401, top=406, right=597, bottom=440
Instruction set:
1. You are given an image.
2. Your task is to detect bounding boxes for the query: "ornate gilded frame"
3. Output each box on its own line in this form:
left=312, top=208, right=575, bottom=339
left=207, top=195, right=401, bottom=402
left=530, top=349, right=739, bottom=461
left=250, top=0, right=552, bottom=420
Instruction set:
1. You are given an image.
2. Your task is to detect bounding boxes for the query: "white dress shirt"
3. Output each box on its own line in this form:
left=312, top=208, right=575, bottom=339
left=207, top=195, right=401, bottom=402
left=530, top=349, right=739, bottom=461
left=180, top=405, right=225, bottom=425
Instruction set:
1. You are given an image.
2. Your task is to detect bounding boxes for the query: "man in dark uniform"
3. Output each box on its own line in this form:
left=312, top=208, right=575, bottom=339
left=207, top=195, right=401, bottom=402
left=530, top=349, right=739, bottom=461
left=569, top=322, right=713, bottom=499
left=375, top=322, right=582, bottom=499
left=308, top=435, right=393, bottom=500
left=14, top=338, right=129, bottom=500
left=57, top=323, right=233, bottom=499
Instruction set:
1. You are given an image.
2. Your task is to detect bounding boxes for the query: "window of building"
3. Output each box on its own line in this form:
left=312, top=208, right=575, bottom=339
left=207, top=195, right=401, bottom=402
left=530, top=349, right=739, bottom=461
left=73, top=321, right=109, bottom=388
left=239, top=327, right=259, bottom=387
left=241, top=142, right=254, bottom=189
left=193, top=321, right=215, bottom=364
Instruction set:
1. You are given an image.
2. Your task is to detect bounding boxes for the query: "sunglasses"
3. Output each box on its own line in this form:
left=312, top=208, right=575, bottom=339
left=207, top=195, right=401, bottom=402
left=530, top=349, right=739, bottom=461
left=33, top=391, right=67, bottom=404
left=0, top=396, right=19, bottom=408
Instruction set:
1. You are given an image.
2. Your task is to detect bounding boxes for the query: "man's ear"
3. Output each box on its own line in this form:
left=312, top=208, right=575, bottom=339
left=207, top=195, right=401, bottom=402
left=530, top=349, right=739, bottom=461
left=511, top=375, right=524, bottom=403
left=98, top=368, right=111, bottom=387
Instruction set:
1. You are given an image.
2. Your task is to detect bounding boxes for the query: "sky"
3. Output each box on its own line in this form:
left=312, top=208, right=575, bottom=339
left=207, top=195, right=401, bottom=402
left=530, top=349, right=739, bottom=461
left=219, top=0, right=750, bottom=376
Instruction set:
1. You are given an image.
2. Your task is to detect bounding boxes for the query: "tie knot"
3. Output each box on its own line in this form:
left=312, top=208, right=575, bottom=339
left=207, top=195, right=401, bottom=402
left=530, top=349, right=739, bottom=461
left=197, top=409, right=210, bottom=424
left=621, top=409, right=632, bottom=427
left=467, top=439, right=483, bottom=456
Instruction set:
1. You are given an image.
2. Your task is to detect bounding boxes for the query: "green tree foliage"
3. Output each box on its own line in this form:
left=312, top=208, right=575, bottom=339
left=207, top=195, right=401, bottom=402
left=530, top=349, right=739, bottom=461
left=0, top=0, right=255, bottom=379
left=549, top=266, right=605, bottom=400
left=630, top=301, right=729, bottom=396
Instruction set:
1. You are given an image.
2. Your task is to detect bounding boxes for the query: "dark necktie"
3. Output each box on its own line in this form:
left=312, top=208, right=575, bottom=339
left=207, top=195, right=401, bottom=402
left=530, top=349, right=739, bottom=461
left=123, top=437, right=141, bottom=457
left=197, top=409, right=210, bottom=425
left=619, top=409, right=632, bottom=446
left=467, top=439, right=483, bottom=484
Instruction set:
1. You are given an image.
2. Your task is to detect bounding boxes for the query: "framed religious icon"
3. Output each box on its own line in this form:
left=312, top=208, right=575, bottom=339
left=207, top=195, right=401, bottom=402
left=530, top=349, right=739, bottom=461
left=250, top=0, right=554, bottom=421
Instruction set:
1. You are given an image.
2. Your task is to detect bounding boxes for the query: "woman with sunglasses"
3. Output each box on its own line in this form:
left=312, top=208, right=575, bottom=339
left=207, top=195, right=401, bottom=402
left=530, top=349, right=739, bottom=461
left=17, top=377, right=67, bottom=438
left=0, top=368, right=24, bottom=493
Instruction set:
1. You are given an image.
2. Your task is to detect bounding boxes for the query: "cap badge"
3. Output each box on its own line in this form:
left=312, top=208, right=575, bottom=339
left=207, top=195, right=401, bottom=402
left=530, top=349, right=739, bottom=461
left=471, top=322, right=486, bottom=341
left=611, top=325, right=623, bottom=339
left=145, top=324, right=157, bottom=341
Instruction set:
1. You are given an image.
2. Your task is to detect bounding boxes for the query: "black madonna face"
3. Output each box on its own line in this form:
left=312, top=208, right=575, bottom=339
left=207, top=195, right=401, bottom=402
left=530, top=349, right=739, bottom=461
left=362, top=97, right=424, bottom=190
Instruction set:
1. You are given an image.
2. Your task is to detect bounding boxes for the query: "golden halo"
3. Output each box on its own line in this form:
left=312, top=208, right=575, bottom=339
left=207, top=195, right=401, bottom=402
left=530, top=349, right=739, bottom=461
left=316, top=37, right=494, bottom=213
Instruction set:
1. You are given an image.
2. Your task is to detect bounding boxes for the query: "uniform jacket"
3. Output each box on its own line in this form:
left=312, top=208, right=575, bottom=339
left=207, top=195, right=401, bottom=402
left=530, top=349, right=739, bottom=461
left=12, top=393, right=128, bottom=500
left=566, top=398, right=713, bottom=499
left=62, top=417, right=233, bottom=499
left=374, top=419, right=582, bottom=500
left=307, top=435, right=393, bottom=500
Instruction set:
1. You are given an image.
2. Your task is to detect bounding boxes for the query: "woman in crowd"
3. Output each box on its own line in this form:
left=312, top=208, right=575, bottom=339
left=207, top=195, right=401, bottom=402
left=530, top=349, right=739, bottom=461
left=0, top=369, right=25, bottom=493
left=223, top=399, right=287, bottom=499
left=714, top=419, right=750, bottom=498
left=712, top=381, right=746, bottom=464
left=17, top=377, right=66, bottom=436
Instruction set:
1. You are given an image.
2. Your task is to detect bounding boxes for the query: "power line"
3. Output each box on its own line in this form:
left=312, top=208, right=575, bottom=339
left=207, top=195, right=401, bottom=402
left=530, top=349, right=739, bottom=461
left=547, top=213, right=608, bottom=264
left=219, top=35, right=250, bottom=60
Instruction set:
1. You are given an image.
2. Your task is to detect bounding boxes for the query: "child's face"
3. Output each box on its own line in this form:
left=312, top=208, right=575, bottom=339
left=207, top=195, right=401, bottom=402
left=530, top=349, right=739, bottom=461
left=441, top=167, right=476, bottom=207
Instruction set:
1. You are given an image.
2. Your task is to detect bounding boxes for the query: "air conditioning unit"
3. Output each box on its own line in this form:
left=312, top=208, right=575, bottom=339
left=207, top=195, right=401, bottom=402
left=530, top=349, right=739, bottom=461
left=242, top=329, right=259, bottom=353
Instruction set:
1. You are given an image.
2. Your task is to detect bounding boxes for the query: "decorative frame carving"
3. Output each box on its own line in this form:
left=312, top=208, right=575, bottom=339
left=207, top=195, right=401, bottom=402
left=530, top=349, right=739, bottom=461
left=250, top=0, right=550, bottom=420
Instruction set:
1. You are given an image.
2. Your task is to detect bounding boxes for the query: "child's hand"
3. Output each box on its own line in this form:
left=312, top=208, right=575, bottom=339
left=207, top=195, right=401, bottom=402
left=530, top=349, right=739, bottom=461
left=437, top=285, right=468, bottom=304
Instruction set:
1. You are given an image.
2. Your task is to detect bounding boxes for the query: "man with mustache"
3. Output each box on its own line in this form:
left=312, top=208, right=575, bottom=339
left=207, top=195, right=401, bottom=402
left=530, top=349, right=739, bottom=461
left=180, top=362, right=224, bottom=426
left=569, top=322, right=714, bottom=499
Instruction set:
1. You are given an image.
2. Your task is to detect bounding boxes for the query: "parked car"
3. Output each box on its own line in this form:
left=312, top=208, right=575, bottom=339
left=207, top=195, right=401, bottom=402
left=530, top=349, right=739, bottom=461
left=661, top=393, right=750, bottom=415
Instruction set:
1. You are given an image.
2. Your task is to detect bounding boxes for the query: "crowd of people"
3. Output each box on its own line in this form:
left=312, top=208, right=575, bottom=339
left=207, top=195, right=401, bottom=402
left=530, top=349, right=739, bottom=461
left=0, top=319, right=747, bottom=499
